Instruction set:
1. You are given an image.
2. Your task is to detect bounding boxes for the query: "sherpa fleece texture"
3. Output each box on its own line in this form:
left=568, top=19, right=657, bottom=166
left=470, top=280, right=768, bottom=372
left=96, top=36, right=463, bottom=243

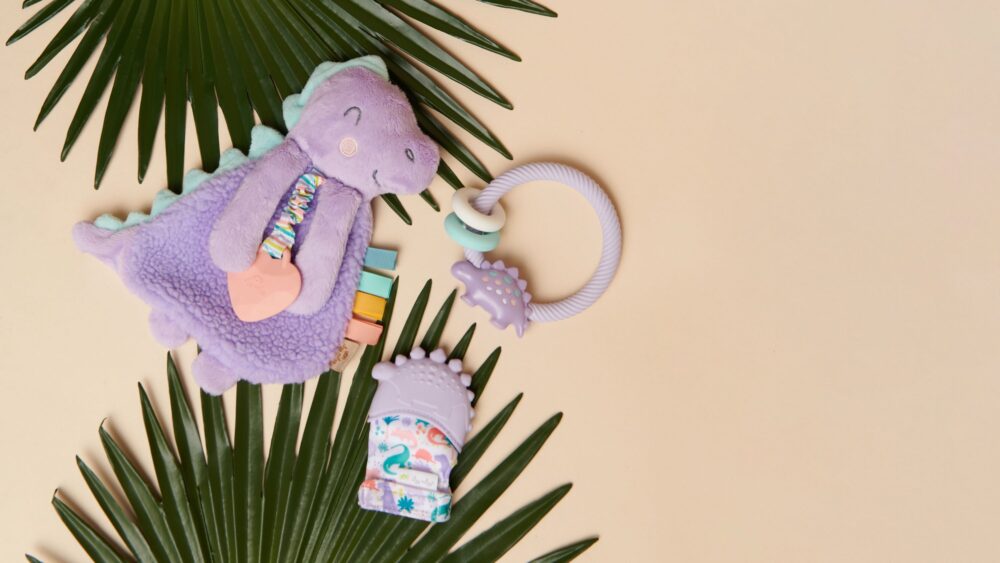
left=72, top=56, right=439, bottom=394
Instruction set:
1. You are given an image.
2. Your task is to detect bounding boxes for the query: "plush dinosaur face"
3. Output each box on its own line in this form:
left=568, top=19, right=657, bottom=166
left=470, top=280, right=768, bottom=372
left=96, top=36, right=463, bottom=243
left=288, top=66, right=439, bottom=200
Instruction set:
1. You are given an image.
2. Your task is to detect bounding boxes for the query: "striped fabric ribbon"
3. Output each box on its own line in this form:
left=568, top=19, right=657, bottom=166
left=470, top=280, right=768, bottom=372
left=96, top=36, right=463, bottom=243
left=261, top=171, right=323, bottom=259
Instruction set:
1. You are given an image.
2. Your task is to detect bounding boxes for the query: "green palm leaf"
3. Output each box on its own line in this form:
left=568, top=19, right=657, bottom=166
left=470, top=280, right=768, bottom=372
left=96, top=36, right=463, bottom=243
left=477, top=0, right=556, bottom=17
left=334, top=0, right=511, bottom=107
left=442, top=484, right=573, bottom=563
left=35, top=279, right=595, bottom=562
left=163, top=0, right=189, bottom=187
left=184, top=0, right=220, bottom=173
left=8, top=0, right=554, bottom=223
left=261, top=383, right=304, bottom=563
left=530, top=538, right=600, bottom=563
left=381, top=0, right=520, bottom=61
left=7, top=0, right=76, bottom=46
left=21, top=0, right=100, bottom=79
left=138, top=384, right=205, bottom=561
left=400, top=412, right=563, bottom=562
left=234, top=381, right=265, bottom=563
left=167, top=353, right=217, bottom=560
left=93, top=0, right=154, bottom=187
left=76, top=457, right=156, bottom=560
left=31, top=0, right=116, bottom=129
left=59, top=0, right=137, bottom=162
left=99, top=424, right=185, bottom=562
left=278, top=370, right=341, bottom=559
left=448, top=323, right=477, bottom=362
left=135, top=0, right=171, bottom=182
left=202, top=392, right=239, bottom=561
left=51, top=496, right=127, bottom=562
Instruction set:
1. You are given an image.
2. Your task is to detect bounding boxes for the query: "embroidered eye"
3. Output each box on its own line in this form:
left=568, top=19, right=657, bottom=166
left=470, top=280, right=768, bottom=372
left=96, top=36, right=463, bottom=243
left=344, top=106, right=362, bottom=125
left=405, top=148, right=415, bottom=162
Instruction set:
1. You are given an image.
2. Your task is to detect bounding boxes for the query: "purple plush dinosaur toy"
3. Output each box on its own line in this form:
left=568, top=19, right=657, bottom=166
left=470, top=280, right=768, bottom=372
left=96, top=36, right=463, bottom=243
left=73, top=56, right=439, bottom=394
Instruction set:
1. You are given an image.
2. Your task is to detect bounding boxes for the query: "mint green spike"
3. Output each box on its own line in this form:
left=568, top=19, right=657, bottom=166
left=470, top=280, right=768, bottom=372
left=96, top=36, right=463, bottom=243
left=94, top=214, right=123, bottom=231
left=218, top=148, right=248, bottom=170
left=249, top=125, right=285, bottom=159
left=123, top=211, right=149, bottom=228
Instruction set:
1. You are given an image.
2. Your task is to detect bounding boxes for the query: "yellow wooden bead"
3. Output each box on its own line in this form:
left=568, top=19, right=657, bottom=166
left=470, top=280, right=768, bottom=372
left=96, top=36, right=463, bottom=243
left=353, top=291, right=387, bottom=321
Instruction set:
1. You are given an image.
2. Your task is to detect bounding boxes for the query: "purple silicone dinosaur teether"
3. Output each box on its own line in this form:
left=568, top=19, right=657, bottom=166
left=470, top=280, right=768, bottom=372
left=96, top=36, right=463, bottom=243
left=451, top=259, right=531, bottom=336
left=358, top=347, right=475, bottom=522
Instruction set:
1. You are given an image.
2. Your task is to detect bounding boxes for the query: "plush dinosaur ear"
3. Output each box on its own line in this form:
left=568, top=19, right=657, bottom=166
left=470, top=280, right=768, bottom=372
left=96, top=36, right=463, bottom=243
left=283, top=56, right=390, bottom=128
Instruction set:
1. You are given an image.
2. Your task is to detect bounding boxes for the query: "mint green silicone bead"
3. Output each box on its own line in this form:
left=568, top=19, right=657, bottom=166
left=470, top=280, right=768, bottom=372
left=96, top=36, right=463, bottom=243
left=445, top=213, right=499, bottom=252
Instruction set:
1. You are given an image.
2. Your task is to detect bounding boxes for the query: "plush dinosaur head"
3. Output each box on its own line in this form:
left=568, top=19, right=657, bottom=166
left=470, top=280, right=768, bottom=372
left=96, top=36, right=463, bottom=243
left=286, top=56, right=439, bottom=200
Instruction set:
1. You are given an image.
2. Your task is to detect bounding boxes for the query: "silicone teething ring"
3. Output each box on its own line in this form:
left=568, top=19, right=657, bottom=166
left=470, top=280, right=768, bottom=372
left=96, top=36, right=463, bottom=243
left=451, top=187, right=506, bottom=232
left=463, top=162, right=623, bottom=324
left=444, top=213, right=499, bottom=251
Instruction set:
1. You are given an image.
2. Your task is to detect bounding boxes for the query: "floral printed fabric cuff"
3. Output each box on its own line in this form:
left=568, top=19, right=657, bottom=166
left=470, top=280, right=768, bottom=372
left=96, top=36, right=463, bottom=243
left=357, top=415, right=458, bottom=523
left=358, top=478, right=452, bottom=523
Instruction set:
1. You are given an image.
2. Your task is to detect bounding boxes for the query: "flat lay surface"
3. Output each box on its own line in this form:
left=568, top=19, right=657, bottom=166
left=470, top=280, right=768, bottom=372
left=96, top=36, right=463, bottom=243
left=3, top=1, right=1000, bottom=561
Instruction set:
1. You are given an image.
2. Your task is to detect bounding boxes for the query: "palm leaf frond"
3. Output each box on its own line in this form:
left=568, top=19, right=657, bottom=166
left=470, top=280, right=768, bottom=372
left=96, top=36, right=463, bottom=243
left=138, top=384, right=205, bottom=561
left=476, top=0, right=556, bottom=17
left=51, top=496, right=127, bottom=562
left=443, top=483, right=573, bottom=563
left=35, top=279, right=595, bottom=562
left=7, top=0, right=76, bottom=46
left=99, top=424, right=185, bottom=561
left=9, top=0, right=552, bottom=223
left=75, top=456, right=156, bottom=560
left=530, top=537, right=600, bottom=563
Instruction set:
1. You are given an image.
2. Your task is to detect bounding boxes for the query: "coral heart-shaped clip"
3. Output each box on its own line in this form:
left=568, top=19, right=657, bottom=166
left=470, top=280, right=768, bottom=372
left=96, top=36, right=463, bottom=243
left=227, top=250, right=302, bottom=322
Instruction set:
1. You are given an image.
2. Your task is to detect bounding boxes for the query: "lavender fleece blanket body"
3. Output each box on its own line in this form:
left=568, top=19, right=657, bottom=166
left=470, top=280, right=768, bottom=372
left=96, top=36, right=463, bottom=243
left=72, top=56, right=439, bottom=394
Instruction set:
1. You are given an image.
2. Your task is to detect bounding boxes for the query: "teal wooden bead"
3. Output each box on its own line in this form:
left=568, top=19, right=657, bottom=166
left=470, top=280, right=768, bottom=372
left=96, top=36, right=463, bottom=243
left=444, top=213, right=499, bottom=252
left=358, top=271, right=393, bottom=299
left=364, top=246, right=397, bottom=270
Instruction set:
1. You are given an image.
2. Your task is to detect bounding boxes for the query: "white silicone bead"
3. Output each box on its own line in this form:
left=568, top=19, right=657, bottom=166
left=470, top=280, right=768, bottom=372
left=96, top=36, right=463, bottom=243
left=451, top=188, right=506, bottom=233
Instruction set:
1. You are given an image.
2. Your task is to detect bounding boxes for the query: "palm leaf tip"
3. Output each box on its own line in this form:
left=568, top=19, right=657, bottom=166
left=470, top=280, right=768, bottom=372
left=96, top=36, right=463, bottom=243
left=419, top=288, right=458, bottom=351
left=418, top=189, right=440, bottom=211
left=381, top=193, right=413, bottom=224
left=52, top=495, right=128, bottom=563
left=381, top=0, right=523, bottom=61
left=447, top=323, right=477, bottom=361
left=75, top=453, right=158, bottom=562
left=478, top=0, right=557, bottom=17
left=8, top=0, right=76, bottom=46
left=442, top=483, right=573, bottom=562
left=530, top=537, right=600, bottom=563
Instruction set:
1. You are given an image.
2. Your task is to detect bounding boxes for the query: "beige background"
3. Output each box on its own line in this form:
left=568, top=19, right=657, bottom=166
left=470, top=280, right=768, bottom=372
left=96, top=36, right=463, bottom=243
left=3, top=1, right=1000, bottom=561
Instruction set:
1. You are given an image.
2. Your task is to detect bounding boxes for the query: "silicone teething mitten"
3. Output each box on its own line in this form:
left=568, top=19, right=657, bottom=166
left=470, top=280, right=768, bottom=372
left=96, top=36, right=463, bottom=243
left=357, top=347, right=475, bottom=522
